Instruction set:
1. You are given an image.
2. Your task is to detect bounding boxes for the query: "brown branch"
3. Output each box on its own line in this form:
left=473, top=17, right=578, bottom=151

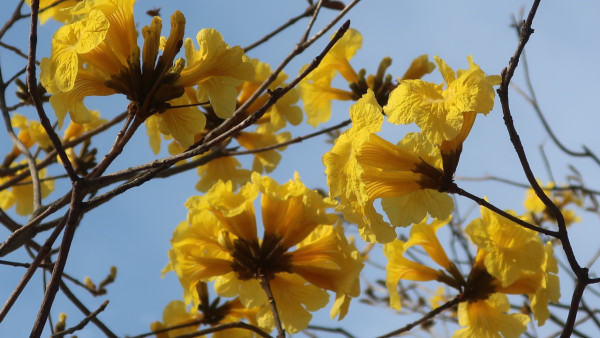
left=510, top=17, right=600, bottom=167
left=0, top=259, right=53, bottom=269
left=0, top=213, right=67, bottom=322
left=0, top=0, right=25, bottom=40
left=306, top=325, right=355, bottom=338
left=561, top=275, right=589, bottom=338
left=453, top=186, right=558, bottom=237
left=0, top=64, right=43, bottom=213
left=0, top=41, right=35, bottom=62
left=244, top=3, right=318, bottom=52
left=299, top=0, right=324, bottom=44
left=260, top=274, right=284, bottom=338
left=26, top=0, right=79, bottom=183
left=498, top=1, right=593, bottom=336
left=175, top=321, right=272, bottom=338
left=50, top=300, right=110, bottom=337
left=30, top=180, right=84, bottom=337
left=0, top=111, right=126, bottom=186
left=59, top=280, right=117, bottom=337
left=377, top=297, right=460, bottom=338
left=226, top=118, right=351, bottom=156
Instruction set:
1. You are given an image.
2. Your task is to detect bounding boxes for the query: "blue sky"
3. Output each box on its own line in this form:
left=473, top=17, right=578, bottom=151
left=1, top=0, right=600, bottom=336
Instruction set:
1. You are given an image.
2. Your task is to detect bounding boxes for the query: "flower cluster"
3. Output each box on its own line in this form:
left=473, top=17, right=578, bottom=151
left=385, top=208, right=560, bottom=337
left=324, top=56, right=500, bottom=243
left=165, top=173, right=363, bottom=333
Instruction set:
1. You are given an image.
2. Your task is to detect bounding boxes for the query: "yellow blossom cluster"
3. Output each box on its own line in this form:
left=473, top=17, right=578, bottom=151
left=323, top=56, right=500, bottom=243
left=164, top=172, right=363, bottom=334
left=385, top=209, right=560, bottom=337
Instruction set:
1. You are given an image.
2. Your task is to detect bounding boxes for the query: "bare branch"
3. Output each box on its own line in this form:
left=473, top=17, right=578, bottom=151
left=50, top=300, right=110, bottom=338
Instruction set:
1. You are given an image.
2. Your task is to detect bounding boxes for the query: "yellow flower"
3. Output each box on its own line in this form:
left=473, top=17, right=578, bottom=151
left=177, top=29, right=255, bottom=119
left=385, top=55, right=500, bottom=145
left=298, top=28, right=361, bottom=127
left=238, top=58, right=302, bottom=131
left=195, top=156, right=251, bottom=193
left=62, top=111, right=107, bottom=141
left=41, top=3, right=189, bottom=127
left=524, top=181, right=583, bottom=227
left=400, top=54, right=436, bottom=81
left=149, top=87, right=207, bottom=150
left=236, top=127, right=291, bottom=174
left=26, top=0, right=80, bottom=24
left=529, top=242, right=561, bottom=326
left=465, top=205, right=545, bottom=287
left=453, top=293, right=529, bottom=338
left=298, top=70, right=354, bottom=127
left=1, top=161, right=55, bottom=216
left=384, top=239, right=443, bottom=311
left=150, top=300, right=201, bottom=338
left=325, top=91, right=454, bottom=242
left=384, top=217, right=462, bottom=311
left=311, top=28, right=362, bottom=84
left=166, top=173, right=363, bottom=333
left=4, top=114, right=52, bottom=166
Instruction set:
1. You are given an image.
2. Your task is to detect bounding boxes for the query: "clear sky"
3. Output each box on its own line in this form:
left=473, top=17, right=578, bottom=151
left=1, top=0, right=599, bottom=337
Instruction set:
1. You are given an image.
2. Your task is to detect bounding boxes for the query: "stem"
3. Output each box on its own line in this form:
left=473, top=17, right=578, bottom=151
left=377, top=297, right=460, bottom=338
left=260, top=274, right=285, bottom=338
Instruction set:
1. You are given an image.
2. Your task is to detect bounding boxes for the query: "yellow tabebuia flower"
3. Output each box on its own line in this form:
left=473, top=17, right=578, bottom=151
left=524, top=181, right=583, bottom=227
left=26, top=0, right=80, bottom=24
left=324, top=90, right=453, bottom=243
left=1, top=161, right=55, bottom=216
left=195, top=156, right=251, bottom=192
left=150, top=300, right=201, bottom=338
left=4, top=114, right=52, bottom=166
left=385, top=56, right=500, bottom=145
left=166, top=173, right=363, bottom=334
left=529, top=242, right=561, bottom=326
left=298, top=28, right=363, bottom=127
left=236, top=127, right=291, bottom=174
left=146, top=87, right=207, bottom=151
left=311, top=28, right=362, bottom=83
left=238, top=58, right=302, bottom=131
left=385, top=217, right=463, bottom=311
left=298, top=70, right=354, bottom=127
left=465, top=205, right=545, bottom=287
left=177, top=29, right=255, bottom=119
left=453, top=293, right=529, bottom=338
left=150, top=296, right=260, bottom=338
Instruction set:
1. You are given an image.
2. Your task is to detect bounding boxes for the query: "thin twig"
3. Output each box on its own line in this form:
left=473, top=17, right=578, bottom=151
left=244, top=3, right=318, bottom=52
left=260, top=274, right=285, bottom=338
left=227, top=118, right=351, bottom=156
left=0, top=59, right=42, bottom=215
left=561, top=276, right=589, bottom=338
left=174, top=321, right=272, bottom=338
left=0, top=259, right=53, bottom=269
left=299, top=0, right=324, bottom=44
left=453, top=186, right=557, bottom=237
left=0, top=214, right=67, bottom=322
left=50, top=300, right=110, bottom=338
left=0, top=0, right=25, bottom=40
left=30, top=181, right=84, bottom=337
left=59, top=280, right=117, bottom=337
left=0, top=41, right=35, bottom=61
left=26, top=0, right=79, bottom=183
left=306, top=325, right=355, bottom=338
left=377, top=297, right=460, bottom=338
left=511, top=17, right=600, bottom=167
